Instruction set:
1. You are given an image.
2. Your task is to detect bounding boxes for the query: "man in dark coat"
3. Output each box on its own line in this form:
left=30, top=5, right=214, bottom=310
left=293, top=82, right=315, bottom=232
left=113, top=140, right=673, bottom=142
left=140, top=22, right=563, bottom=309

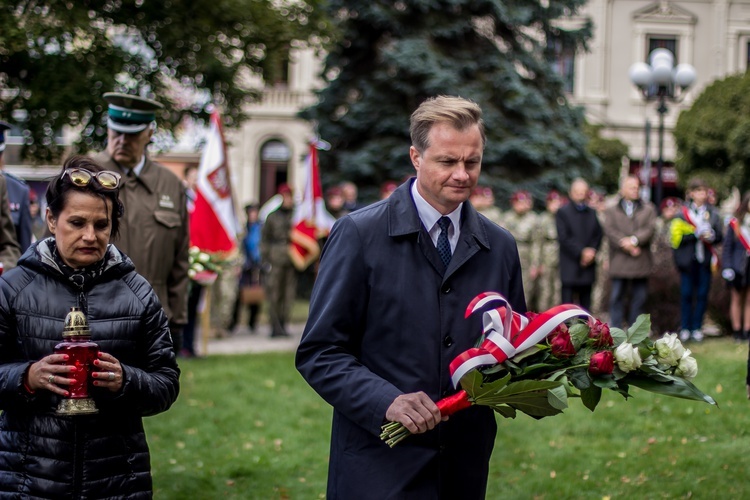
left=296, top=96, right=525, bottom=499
left=556, top=178, right=603, bottom=310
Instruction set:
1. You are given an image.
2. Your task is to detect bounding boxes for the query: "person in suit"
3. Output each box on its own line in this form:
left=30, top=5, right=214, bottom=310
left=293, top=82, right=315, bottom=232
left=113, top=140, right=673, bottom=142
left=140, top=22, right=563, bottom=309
left=603, top=175, right=657, bottom=328
left=0, top=121, right=32, bottom=252
left=296, top=96, right=525, bottom=499
left=555, top=178, right=603, bottom=310
left=92, top=93, right=189, bottom=353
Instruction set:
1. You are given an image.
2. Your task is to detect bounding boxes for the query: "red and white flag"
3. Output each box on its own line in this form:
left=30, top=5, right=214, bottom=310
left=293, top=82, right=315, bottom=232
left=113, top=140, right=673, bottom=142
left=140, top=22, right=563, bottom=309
left=190, top=111, right=239, bottom=254
left=289, top=142, right=336, bottom=270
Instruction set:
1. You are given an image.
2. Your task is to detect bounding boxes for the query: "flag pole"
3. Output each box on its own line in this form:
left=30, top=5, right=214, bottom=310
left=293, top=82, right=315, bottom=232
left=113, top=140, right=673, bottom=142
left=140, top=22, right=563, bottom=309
left=199, top=285, right=212, bottom=355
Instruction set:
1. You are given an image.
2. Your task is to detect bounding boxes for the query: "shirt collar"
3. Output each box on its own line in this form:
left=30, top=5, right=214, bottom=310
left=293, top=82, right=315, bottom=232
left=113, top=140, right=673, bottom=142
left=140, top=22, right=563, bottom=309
left=132, top=155, right=146, bottom=177
left=410, top=181, right=462, bottom=231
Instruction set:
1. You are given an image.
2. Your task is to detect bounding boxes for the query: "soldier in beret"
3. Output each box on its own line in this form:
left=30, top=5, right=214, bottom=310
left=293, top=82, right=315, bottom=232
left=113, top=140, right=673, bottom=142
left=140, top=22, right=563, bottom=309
left=533, top=190, right=564, bottom=311
left=503, top=190, right=538, bottom=308
left=93, top=93, right=189, bottom=353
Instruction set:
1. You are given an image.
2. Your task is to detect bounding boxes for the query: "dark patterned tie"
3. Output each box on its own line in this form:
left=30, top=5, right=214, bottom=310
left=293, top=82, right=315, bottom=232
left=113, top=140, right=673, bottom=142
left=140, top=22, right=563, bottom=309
left=436, top=217, right=452, bottom=268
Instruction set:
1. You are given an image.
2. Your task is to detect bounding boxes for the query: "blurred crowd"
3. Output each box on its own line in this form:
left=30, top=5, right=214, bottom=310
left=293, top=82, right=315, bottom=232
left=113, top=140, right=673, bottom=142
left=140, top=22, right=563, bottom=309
left=467, top=176, right=746, bottom=344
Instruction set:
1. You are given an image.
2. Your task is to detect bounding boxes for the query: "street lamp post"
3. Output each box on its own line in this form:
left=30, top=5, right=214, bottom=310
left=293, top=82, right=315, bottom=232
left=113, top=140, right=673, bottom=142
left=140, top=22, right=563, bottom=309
left=628, top=48, right=696, bottom=209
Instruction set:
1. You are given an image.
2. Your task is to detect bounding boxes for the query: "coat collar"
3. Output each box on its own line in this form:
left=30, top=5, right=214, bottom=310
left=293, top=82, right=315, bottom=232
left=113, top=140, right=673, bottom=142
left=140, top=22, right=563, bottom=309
left=97, top=152, right=158, bottom=194
left=386, top=178, right=491, bottom=277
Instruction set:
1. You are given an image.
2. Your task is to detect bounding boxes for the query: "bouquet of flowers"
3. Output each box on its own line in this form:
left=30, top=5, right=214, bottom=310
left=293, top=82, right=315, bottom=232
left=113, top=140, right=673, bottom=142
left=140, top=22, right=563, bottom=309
left=188, top=246, right=224, bottom=286
left=381, top=292, right=716, bottom=447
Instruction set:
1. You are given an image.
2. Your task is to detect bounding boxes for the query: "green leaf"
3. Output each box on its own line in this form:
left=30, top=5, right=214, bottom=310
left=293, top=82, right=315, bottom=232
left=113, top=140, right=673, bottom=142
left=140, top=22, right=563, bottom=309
left=626, top=315, right=652, bottom=345
left=459, top=369, right=486, bottom=396
left=512, top=344, right=545, bottom=363
left=626, top=374, right=717, bottom=405
left=569, top=323, right=589, bottom=348
left=463, top=373, right=512, bottom=401
left=547, top=385, right=569, bottom=410
left=592, top=374, right=618, bottom=390
left=493, top=405, right=517, bottom=419
left=568, top=368, right=592, bottom=391
left=581, top=386, right=602, bottom=411
left=610, top=327, right=627, bottom=346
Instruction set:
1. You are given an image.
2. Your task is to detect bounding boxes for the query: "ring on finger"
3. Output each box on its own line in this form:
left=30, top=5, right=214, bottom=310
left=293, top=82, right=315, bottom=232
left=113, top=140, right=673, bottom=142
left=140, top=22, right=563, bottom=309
left=108, top=372, right=115, bottom=381
left=48, top=374, right=55, bottom=384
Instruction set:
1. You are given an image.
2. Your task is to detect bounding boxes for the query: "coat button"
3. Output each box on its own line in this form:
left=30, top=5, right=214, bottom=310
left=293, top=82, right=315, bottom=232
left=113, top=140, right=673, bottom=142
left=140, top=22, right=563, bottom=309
left=442, top=285, right=451, bottom=294
left=443, top=336, right=453, bottom=347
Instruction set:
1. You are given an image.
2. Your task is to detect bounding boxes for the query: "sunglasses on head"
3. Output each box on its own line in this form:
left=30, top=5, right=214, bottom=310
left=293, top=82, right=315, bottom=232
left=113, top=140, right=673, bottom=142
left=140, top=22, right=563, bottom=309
left=62, top=168, right=121, bottom=191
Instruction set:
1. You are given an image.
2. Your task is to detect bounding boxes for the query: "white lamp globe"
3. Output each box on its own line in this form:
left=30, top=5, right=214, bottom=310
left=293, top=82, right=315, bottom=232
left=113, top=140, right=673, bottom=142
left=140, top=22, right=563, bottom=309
left=674, top=63, right=697, bottom=89
left=629, top=62, right=653, bottom=88
left=649, top=48, right=674, bottom=67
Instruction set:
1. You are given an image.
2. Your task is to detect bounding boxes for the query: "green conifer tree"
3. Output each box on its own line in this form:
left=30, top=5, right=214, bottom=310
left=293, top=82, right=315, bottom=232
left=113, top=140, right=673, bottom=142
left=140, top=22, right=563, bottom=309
left=302, top=0, right=599, bottom=203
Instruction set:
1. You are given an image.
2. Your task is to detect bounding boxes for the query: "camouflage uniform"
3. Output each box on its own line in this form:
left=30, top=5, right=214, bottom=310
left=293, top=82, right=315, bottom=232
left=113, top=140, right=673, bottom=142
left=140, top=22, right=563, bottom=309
left=533, top=209, right=560, bottom=311
left=260, top=201, right=296, bottom=337
left=502, top=204, right=539, bottom=309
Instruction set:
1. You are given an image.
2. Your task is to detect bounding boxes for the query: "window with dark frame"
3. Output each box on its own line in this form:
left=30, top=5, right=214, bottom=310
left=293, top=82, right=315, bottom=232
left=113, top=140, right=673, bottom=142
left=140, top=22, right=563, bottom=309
left=548, top=37, right=576, bottom=94
left=647, top=37, right=677, bottom=61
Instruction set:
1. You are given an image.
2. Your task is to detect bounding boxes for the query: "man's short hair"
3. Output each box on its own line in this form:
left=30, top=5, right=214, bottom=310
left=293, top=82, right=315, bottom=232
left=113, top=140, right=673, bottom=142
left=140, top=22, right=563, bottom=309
left=687, top=177, right=708, bottom=192
left=410, top=96, right=485, bottom=153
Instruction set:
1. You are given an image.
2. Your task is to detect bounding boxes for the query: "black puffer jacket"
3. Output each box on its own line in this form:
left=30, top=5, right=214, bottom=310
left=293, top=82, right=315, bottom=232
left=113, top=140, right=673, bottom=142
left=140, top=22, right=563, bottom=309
left=0, top=240, right=180, bottom=498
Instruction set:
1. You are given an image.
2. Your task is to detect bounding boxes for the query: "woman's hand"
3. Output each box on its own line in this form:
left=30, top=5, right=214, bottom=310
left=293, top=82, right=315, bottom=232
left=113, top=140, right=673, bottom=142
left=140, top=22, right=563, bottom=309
left=25, top=354, right=76, bottom=396
left=92, top=352, right=124, bottom=392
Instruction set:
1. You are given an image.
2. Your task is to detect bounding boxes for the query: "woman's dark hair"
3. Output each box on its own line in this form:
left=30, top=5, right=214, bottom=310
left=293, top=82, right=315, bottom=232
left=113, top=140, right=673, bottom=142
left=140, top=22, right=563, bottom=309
left=46, top=155, right=125, bottom=239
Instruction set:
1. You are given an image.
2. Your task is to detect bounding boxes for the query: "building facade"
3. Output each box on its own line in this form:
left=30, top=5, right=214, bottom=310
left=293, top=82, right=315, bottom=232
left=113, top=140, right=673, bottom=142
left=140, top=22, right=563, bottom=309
left=569, top=0, right=750, bottom=171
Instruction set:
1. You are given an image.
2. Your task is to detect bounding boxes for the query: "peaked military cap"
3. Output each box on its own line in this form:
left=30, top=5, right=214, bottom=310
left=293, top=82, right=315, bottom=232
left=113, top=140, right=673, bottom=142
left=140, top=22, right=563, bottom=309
left=103, top=92, right=163, bottom=134
left=0, top=121, right=10, bottom=152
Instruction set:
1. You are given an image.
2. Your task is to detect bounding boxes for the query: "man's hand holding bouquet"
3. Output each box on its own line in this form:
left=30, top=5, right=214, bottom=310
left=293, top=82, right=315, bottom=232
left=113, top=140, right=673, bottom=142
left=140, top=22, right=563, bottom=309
left=381, top=292, right=716, bottom=447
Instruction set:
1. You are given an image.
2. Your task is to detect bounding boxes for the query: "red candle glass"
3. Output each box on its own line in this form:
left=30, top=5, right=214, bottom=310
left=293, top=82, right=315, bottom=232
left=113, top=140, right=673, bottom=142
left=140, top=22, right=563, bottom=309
left=54, top=307, right=99, bottom=415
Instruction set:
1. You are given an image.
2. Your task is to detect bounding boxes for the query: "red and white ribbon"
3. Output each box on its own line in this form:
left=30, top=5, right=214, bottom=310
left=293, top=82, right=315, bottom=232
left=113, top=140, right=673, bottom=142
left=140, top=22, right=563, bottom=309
left=729, top=217, right=750, bottom=255
left=681, top=206, right=720, bottom=269
left=449, top=292, right=591, bottom=388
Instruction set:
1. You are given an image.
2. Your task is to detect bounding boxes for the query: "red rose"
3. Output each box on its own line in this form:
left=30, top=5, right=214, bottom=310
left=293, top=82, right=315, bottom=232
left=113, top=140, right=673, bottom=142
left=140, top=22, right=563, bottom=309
left=588, top=350, right=615, bottom=375
left=525, top=311, right=539, bottom=322
left=550, top=326, right=576, bottom=358
left=588, top=318, right=613, bottom=347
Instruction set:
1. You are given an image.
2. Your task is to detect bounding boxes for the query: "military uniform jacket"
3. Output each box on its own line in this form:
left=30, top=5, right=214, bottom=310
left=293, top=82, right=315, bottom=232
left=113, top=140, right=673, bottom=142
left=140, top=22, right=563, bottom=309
left=3, top=172, right=31, bottom=252
left=296, top=179, right=526, bottom=499
left=93, top=153, right=189, bottom=325
left=0, top=174, right=20, bottom=270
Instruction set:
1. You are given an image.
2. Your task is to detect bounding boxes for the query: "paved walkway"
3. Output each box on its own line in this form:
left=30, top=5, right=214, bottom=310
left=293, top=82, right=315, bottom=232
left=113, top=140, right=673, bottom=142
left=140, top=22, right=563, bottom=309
left=199, top=322, right=305, bottom=356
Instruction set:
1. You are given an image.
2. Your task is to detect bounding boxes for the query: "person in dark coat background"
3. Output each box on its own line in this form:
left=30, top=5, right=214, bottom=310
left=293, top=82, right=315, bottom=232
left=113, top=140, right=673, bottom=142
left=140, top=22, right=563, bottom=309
left=0, top=121, right=32, bottom=252
left=0, top=155, right=179, bottom=498
left=556, top=178, right=603, bottom=310
left=296, top=96, right=525, bottom=499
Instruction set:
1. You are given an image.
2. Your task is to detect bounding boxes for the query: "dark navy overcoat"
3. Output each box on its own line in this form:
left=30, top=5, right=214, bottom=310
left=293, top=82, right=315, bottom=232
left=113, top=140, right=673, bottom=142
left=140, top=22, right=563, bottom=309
left=296, top=179, right=525, bottom=499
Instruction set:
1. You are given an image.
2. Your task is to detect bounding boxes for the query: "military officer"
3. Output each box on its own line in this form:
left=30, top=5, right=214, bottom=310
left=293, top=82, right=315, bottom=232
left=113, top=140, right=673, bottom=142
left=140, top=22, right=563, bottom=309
left=93, top=92, right=189, bottom=352
left=502, top=190, right=539, bottom=309
left=0, top=121, right=31, bottom=252
left=534, top=190, right=564, bottom=311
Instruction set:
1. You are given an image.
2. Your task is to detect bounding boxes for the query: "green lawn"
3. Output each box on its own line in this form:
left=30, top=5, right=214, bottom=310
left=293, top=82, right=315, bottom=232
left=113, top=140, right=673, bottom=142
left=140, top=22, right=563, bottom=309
left=146, top=337, right=749, bottom=499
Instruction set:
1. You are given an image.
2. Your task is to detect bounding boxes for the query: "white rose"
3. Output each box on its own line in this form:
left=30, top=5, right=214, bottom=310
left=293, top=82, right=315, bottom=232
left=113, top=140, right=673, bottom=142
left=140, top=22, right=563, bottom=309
left=675, top=351, right=698, bottom=380
left=654, top=333, right=686, bottom=366
left=615, top=343, right=642, bottom=372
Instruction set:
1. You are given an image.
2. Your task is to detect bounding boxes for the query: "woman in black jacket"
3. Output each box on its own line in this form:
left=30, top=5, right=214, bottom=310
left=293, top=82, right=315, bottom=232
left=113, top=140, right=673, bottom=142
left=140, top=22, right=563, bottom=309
left=0, top=155, right=180, bottom=498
